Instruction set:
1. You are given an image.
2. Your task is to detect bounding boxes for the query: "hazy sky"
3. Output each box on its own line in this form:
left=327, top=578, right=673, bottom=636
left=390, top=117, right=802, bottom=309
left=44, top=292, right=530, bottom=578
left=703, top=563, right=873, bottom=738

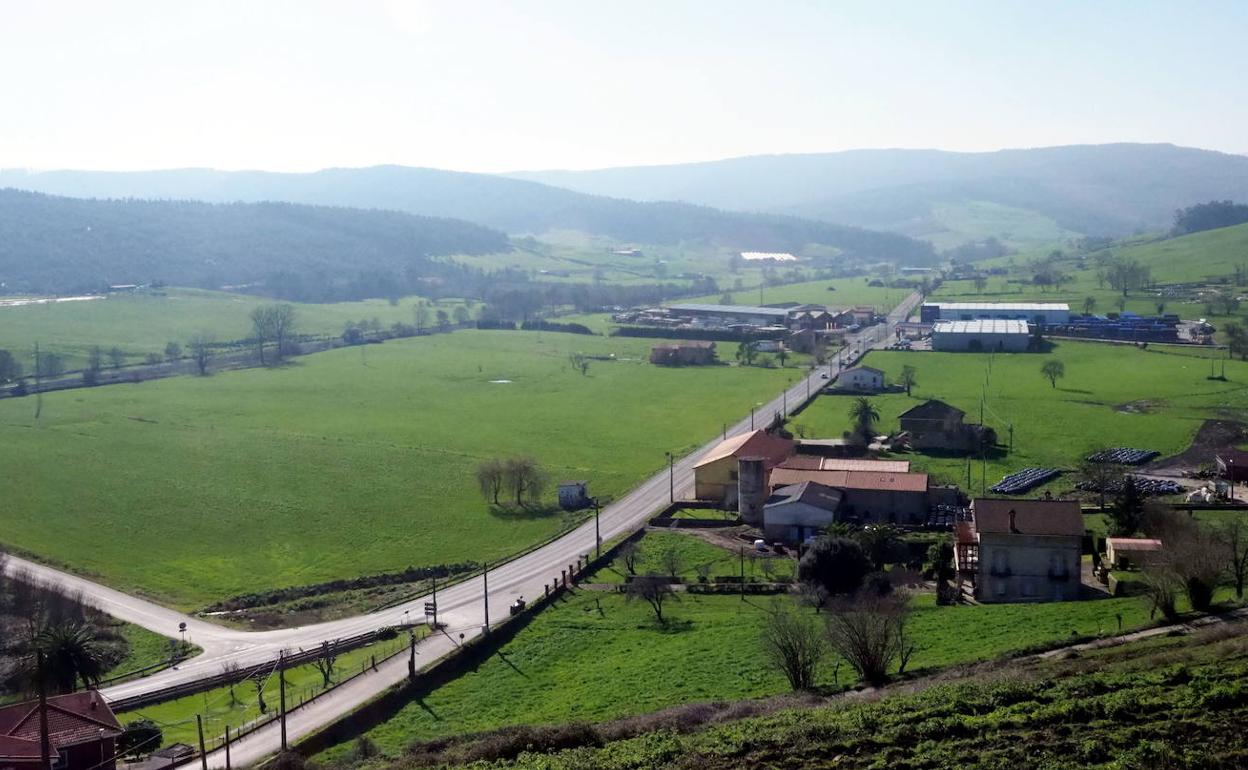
left=2, top=0, right=1246, bottom=173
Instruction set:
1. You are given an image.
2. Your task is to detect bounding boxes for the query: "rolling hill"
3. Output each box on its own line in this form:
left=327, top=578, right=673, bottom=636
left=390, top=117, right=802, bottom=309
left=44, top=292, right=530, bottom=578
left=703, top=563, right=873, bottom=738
left=511, top=143, right=1248, bottom=247
left=0, top=189, right=508, bottom=295
left=0, top=166, right=934, bottom=264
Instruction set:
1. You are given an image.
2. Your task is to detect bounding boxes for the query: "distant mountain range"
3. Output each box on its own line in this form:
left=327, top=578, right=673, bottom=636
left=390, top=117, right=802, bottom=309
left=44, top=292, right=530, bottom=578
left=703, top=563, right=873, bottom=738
left=0, top=166, right=932, bottom=264
left=0, top=189, right=507, bottom=295
left=510, top=144, right=1248, bottom=245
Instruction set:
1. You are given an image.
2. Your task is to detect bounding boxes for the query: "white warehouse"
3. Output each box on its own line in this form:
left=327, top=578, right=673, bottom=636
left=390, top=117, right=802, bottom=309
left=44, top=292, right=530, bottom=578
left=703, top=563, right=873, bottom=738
left=921, top=302, right=1070, bottom=326
left=931, top=319, right=1031, bottom=352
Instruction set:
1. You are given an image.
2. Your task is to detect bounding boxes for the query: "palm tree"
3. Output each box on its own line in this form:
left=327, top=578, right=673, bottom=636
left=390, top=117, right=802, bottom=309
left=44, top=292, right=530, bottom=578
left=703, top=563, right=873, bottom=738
left=35, top=622, right=108, bottom=693
left=848, top=397, right=880, bottom=443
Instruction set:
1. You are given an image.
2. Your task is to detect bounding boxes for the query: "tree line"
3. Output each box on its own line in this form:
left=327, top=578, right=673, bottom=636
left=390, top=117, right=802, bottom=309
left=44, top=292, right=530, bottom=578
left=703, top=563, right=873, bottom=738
left=475, top=457, right=549, bottom=507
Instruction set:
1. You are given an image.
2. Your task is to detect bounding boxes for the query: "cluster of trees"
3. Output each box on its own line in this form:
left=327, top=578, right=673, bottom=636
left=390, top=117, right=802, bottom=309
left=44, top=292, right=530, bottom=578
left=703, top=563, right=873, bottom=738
left=0, top=549, right=146, bottom=698
left=475, top=457, right=549, bottom=507
left=1223, top=322, right=1248, bottom=360
left=250, top=304, right=297, bottom=365
left=763, top=529, right=918, bottom=688
left=1137, top=508, right=1248, bottom=618
left=1172, top=201, right=1248, bottom=236
left=1092, top=255, right=1153, bottom=296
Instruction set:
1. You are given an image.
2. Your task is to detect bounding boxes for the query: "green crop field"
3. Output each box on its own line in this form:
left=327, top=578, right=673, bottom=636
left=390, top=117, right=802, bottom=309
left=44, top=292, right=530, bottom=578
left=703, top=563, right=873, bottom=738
left=320, top=558, right=1156, bottom=761
left=792, top=340, right=1248, bottom=491
left=0, top=330, right=793, bottom=608
left=0, top=288, right=469, bottom=372
left=589, top=531, right=796, bottom=584
left=687, top=277, right=909, bottom=313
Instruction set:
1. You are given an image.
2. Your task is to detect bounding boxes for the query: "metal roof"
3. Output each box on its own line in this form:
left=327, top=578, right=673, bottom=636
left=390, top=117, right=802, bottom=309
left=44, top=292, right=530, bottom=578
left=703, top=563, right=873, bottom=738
left=667, top=303, right=793, bottom=318
left=933, top=319, right=1030, bottom=335
left=926, top=302, right=1070, bottom=312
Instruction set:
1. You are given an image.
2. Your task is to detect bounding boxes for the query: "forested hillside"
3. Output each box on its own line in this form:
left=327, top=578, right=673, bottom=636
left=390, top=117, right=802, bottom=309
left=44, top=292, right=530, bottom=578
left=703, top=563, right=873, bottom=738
left=0, top=167, right=934, bottom=264
left=0, top=189, right=508, bottom=296
left=512, top=143, right=1248, bottom=244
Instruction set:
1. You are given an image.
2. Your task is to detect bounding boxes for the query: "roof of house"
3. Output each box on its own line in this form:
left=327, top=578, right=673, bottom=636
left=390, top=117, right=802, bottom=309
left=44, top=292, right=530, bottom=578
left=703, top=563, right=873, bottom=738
left=933, top=319, right=1030, bottom=335
left=898, top=399, right=965, bottom=421
left=971, top=498, right=1084, bottom=537
left=841, top=365, right=884, bottom=376
left=694, top=430, right=794, bottom=470
left=769, top=468, right=929, bottom=493
left=765, top=481, right=843, bottom=512
left=777, top=456, right=910, bottom=473
left=1106, top=537, right=1163, bottom=552
left=0, top=692, right=122, bottom=755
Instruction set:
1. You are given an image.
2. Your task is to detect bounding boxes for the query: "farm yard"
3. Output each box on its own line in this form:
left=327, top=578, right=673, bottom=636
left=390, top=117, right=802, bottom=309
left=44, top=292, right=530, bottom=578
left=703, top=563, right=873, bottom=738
left=794, top=340, right=1248, bottom=492
left=0, top=330, right=794, bottom=610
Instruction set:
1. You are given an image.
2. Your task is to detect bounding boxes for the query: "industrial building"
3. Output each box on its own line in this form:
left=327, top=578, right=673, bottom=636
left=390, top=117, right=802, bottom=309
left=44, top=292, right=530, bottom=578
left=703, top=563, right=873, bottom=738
left=931, top=319, right=1031, bottom=352
left=921, top=302, right=1070, bottom=326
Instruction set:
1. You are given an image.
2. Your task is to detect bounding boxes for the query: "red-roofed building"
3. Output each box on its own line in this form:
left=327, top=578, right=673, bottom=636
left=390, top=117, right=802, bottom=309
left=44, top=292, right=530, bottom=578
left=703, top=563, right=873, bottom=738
left=956, top=498, right=1085, bottom=603
left=693, top=430, right=795, bottom=504
left=0, top=692, right=122, bottom=770
left=767, top=467, right=930, bottom=525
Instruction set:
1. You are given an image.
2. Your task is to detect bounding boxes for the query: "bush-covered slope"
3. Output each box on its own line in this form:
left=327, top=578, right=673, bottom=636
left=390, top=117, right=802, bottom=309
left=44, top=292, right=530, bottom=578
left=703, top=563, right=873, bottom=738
left=0, top=188, right=509, bottom=294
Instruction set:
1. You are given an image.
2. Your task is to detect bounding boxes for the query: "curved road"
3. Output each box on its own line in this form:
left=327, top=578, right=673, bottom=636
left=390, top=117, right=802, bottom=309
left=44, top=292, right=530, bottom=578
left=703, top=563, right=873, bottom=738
left=3, top=292, right=922, bottom=765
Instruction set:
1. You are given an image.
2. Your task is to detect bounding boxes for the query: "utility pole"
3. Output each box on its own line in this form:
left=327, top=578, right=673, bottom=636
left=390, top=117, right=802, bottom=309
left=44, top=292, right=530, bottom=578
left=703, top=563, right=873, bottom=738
left=196, top=715, right=208, bottom=770
left=431, top=574, right=438, bottom=628
left=750, top=405, right=755, bottom=430
left=224, top=726, right=232, bottom=770
left=482, top=562, right=490, bottom=633
left=593, top=498, right=601, bottom=558
left=739, top=546, right=745, bottom=601
left=278, top=651, right=287, bottom=751
left=666, top=452, right=674, bottom=503
left=37, top=652, right=50, bottom=770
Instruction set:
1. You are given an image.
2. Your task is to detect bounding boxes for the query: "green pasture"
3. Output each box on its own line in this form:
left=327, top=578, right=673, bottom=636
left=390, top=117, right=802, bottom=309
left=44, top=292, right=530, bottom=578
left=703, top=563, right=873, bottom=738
left=686, top=277, right=910, bottom=313
left=792, top=340, right=1248, bottom=490
left=587, top=531, right=796, bottom=584
left=0, top=288, right=469, bottom=372
left=0, top=330, right=793, bottom=608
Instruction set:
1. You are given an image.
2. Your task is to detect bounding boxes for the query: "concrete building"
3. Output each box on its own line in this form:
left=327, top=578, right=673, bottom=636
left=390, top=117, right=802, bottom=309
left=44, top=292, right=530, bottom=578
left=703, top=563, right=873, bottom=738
left=649, top=341, right=717, bottom=365
left=0, top=692, right=123, bottom=770
left=557, top=481, right=590, bottom=510
left=898, top=399, right=995, bottom=452
left=763, top=481, right=843, bottom=542
left=693, top=430, right=795, bottom=505
left=1105, top=537, right=1163, bottom=569
left=931, top=319, right=1031, bottom=352
left=767, top=468, right=930, bottom=525
left=921, top=302, right=1070, bottom=325
left=955, top=498, right=1084, bottom=603
left=836, top=365, right=885, bottom=391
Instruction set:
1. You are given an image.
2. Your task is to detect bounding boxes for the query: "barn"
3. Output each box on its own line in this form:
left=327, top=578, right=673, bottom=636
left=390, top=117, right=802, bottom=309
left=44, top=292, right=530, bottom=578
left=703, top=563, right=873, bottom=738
left=931, top=319, right=1030, bottom=352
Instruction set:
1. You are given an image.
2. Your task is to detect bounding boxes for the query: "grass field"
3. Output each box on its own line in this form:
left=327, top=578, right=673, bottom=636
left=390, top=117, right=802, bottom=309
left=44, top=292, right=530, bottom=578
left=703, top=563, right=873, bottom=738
left=122, top=634, right=416, bottom=749
left=792, top=340, right=1248, bottom=491
left=589, top=531, right=796, bottom=584
left=320, top=576, right=1155, bottom=761
left=0, top=288, right=469, bottom=372
left=685, top=277, right=909, bottom=313
left=0, top=330, right=794, bottom=608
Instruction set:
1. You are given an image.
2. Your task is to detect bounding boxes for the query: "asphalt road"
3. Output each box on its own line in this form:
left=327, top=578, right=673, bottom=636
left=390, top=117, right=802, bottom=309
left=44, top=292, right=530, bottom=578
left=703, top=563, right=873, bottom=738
left=2, top=291, right=922, bottom=765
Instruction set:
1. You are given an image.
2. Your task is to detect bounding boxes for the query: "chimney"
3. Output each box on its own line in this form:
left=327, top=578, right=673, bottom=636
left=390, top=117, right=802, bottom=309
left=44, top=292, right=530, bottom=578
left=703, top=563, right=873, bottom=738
left=1008, top=509, right=1019, bottom=533
left=737, top=456, right=767, bottom=526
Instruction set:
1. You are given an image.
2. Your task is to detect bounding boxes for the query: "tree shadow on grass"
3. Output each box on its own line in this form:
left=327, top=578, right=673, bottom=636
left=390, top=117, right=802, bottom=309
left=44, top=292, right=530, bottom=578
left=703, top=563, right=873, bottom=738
left=487, top=503, right=565, bottom=520
left=639, top=618, right=694, bottom=634
left=414, top=697, right=440, bottom=720
left=496, top=651, right=529, bottom=678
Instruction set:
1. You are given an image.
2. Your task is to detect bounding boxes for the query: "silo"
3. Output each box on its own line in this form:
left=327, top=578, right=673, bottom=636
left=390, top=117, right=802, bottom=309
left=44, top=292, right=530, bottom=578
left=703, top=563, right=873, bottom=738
left=737, top=456, right=767, bottom=526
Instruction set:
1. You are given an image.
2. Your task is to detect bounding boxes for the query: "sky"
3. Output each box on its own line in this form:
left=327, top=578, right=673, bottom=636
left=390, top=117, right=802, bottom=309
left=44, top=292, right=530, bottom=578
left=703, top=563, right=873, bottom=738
left=2, top=0, right=1246, bottom=173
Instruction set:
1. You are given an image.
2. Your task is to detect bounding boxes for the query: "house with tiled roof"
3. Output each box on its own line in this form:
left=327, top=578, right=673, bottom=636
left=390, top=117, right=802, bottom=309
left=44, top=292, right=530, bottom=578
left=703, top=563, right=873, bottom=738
left=693, top=430, right=795, bottom=505
left=0, top=691, right=123, bottom=770
left=955, top=498, right=1085, bottom=603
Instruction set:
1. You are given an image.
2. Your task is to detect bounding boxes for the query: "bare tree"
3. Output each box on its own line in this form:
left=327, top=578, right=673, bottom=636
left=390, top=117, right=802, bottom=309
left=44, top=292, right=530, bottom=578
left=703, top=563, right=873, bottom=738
left=824, top=591, right=911, bottom=686
left=504, top=456, right=547, bottom=506
left=1142, top=510, right=1222, bottom=613
left=659, top=549, right=685, bottom=581
left=251, top=306, right=273, bottom=365
left=250, top=304, right=297, bottom=364
left=1216, top=518, right=1248, bottom=600
left=108, top=347, right=126, bottom=369
left=760, top=602, right=826, bottom=691
left=164, top=341, right=182, bottom=363
left=568, top=352, right=590, bottom=376
left=619, top=542, right=640, bottom=576
left=1040, top=359, right=1065, bottom=389
left=413, top=302, right=432, bottom=333
left=897, top=365, right=917, bottom=397
left=249, top=668, right=269, bottom=713
left=310, top=641, right=338, bottom=689
left=624, top=575, right=677, bottom=625
left=186, top=336, right=214, bottom=376
left=1076, top=458, right=1126, bottom=510
left=220, top=661, right=242, bottom=705
left=475, top=459, right=506, bottom=506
